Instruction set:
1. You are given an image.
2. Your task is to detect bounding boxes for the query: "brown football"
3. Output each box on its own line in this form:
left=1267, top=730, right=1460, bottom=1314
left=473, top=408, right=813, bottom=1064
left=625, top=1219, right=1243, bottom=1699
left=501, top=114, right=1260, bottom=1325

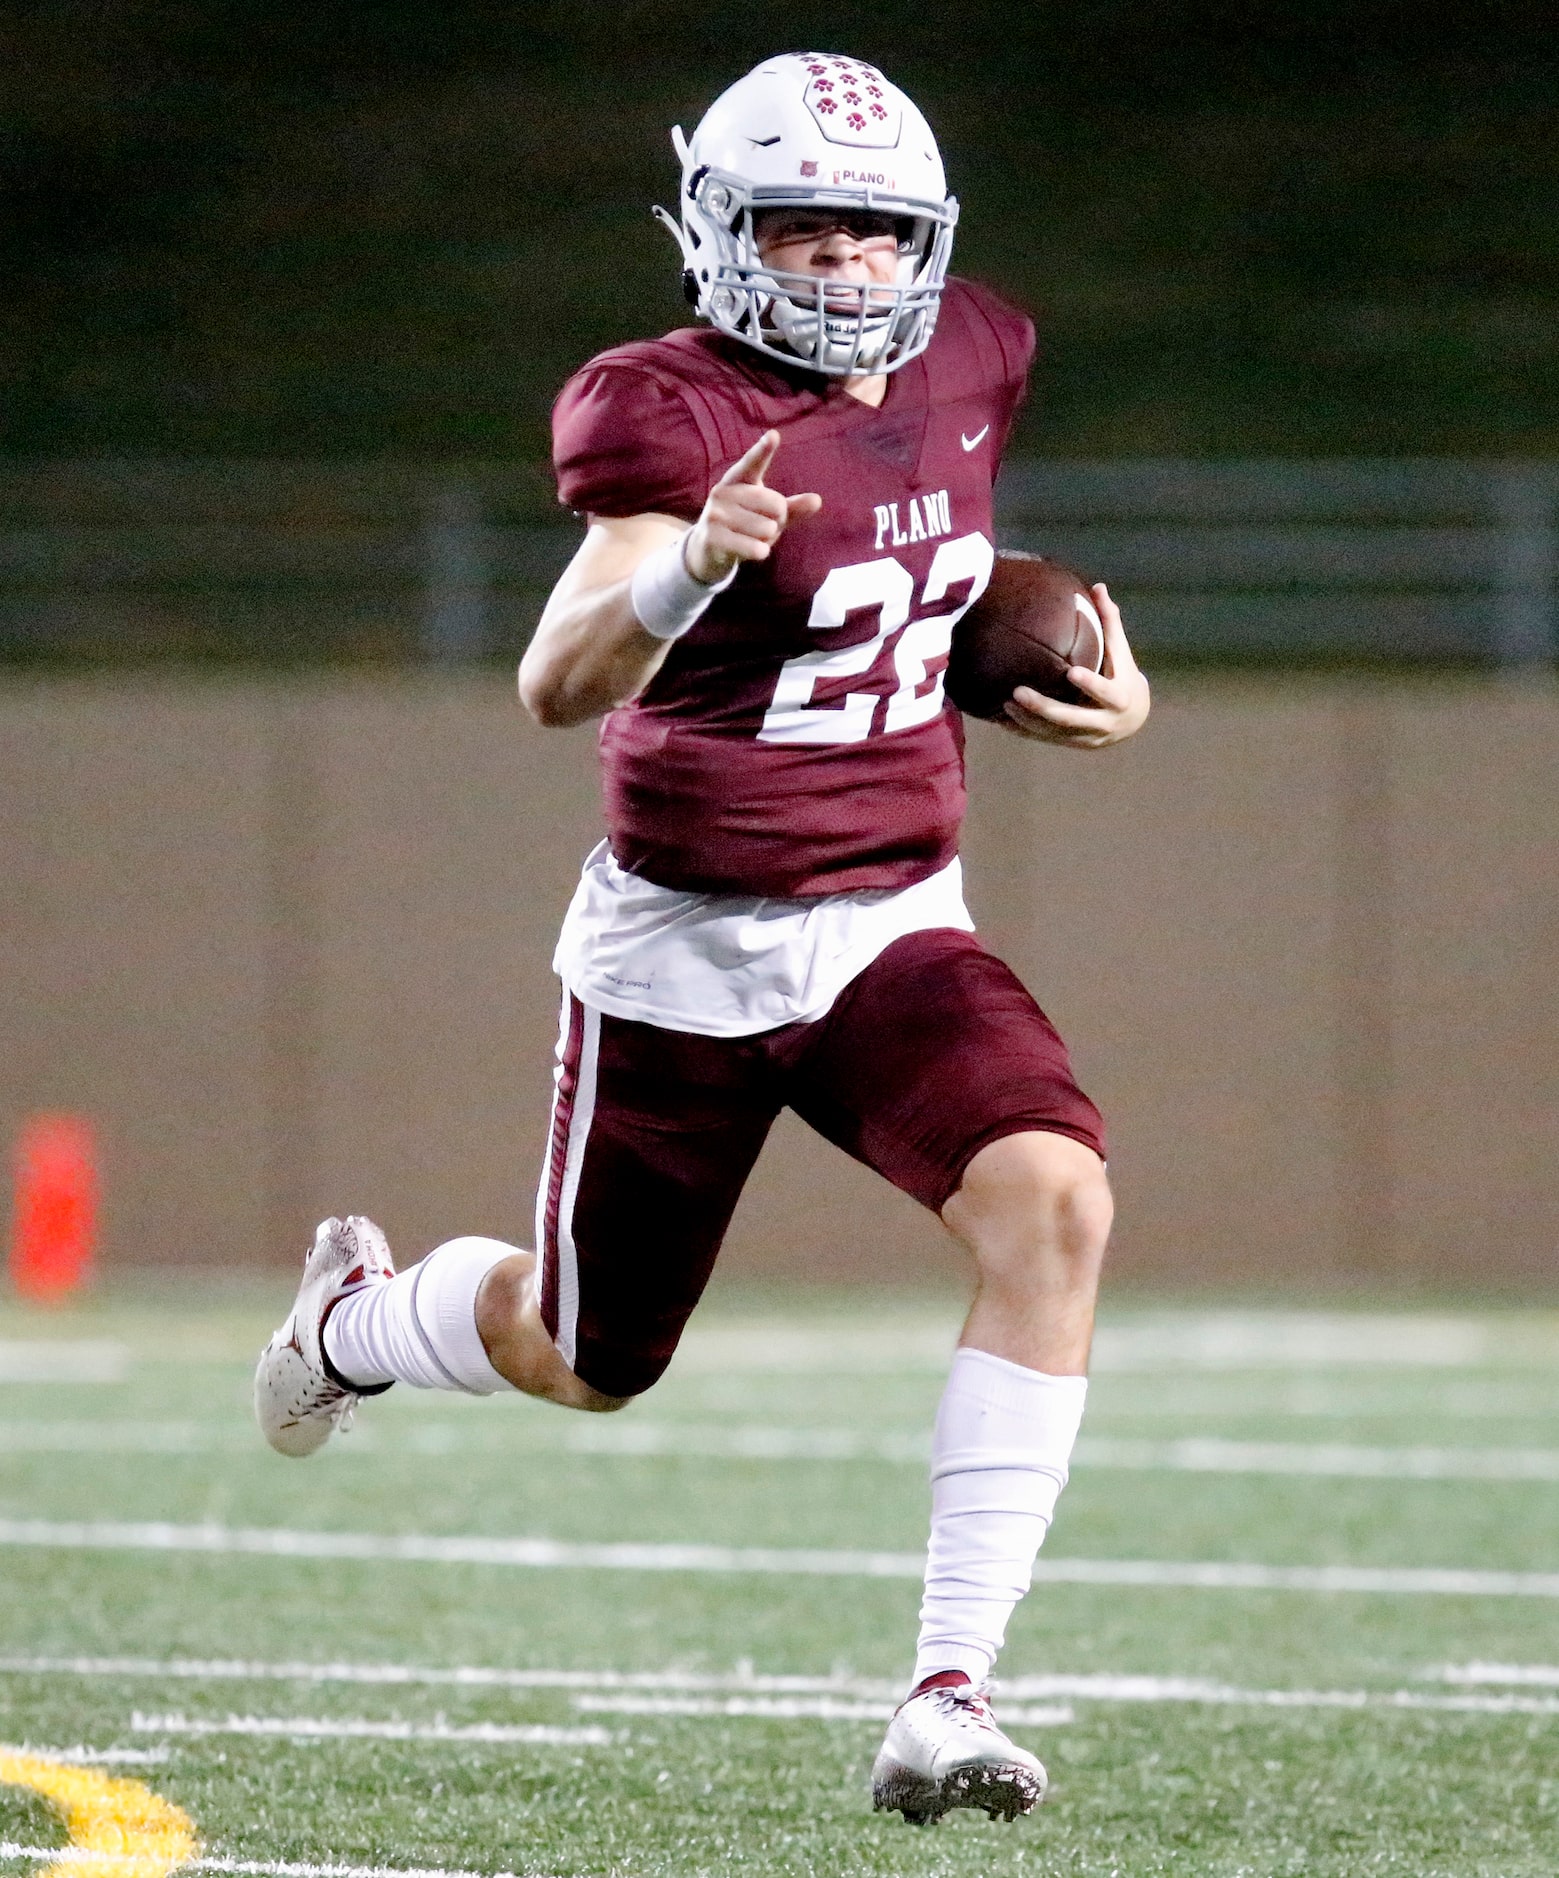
left=946, top=551, right=1105, bottom=719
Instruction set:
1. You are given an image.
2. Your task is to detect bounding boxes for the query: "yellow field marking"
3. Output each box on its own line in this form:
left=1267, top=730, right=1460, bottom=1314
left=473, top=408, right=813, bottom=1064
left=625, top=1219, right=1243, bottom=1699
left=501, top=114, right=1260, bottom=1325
left=0, top=1753, right=196, bottom=1878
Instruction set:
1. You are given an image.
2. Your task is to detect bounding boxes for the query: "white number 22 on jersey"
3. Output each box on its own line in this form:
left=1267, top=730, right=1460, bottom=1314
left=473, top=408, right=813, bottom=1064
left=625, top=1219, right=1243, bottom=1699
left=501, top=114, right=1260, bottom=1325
left=756, top=532, right=995, bottom=746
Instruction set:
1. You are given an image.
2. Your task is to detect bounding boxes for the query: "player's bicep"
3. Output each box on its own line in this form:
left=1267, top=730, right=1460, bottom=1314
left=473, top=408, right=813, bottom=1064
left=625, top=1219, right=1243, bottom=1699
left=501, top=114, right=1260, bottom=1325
left=521, top=513, right=692, bottom=724
left=545, top=513, right=689, bottom=611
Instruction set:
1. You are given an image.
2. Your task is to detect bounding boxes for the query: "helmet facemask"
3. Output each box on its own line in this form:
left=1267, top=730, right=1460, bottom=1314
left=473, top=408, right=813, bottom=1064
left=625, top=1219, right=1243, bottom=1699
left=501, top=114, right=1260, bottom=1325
left=749, top=198, right=950, bottom=374
left=656, top=144, right=958, bottom=378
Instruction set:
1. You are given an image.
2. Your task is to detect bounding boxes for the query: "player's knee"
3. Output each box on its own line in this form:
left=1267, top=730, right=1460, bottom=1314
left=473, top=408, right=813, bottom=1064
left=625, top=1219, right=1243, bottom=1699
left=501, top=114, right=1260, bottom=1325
left=950, top=1129, right=1112, bottom=1283
left=474, top=1259, right=638, bottom=1410
left=571, top=1343, right=675, bottom=1403
left=1049, top=1146, right=1113, bottom=1250
left=572, top=1382, right=633, bottom=1413
left=508, top=1353, right=633, bottom=1413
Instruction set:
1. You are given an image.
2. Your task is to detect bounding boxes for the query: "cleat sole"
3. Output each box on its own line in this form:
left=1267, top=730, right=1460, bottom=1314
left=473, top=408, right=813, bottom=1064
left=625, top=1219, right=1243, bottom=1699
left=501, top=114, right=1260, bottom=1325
left=871, top=1750, right=1044, bottom=1825
left=874, top=1755, right=1045, bottom=1826
left=872, top=1764, right=945, bottom=1825
left=952, top=1759, right=1046, bottom=1819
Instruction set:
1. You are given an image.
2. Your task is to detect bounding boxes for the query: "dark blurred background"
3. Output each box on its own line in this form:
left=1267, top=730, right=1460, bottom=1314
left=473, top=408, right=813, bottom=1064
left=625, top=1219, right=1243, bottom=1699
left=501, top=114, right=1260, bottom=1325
left=5, top=0, right=1557, bottom=461
left=4, top=0, right=1556, bottom=670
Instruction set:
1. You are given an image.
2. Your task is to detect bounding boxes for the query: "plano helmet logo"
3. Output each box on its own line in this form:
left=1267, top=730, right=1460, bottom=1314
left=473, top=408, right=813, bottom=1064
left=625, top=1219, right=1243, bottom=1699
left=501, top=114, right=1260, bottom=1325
left=799, top=159, right=819, bottom=177
left=833, top=168, right=894, bottom=189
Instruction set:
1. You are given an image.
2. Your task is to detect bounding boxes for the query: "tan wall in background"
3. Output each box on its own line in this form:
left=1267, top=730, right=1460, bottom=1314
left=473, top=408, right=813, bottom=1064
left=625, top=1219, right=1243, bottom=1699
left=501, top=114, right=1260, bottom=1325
left=2, top=675, right=1554, bottom=1291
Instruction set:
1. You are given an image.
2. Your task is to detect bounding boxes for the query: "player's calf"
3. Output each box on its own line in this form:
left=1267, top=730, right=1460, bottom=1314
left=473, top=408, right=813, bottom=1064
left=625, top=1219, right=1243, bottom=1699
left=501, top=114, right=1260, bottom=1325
left=257, top=1226, right=623, bottom=1452
left=474, top=1251, right=630, bottom=1411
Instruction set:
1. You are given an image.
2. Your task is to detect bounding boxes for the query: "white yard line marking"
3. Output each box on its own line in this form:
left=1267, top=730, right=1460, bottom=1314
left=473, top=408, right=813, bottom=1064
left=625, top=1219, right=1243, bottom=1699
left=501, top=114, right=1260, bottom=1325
left=0, top=1848, right=557, bottom=1878
left=0, top=1658, right=910, bottom=1694
left=1029, top=1558, right=1559, bottom=1596
left=0, top=1425, right=222, bottom=1454
left=554, top=1429, right=1559, bottom=1479
left=993, top=1674, right=1559, bottom=1716
left=570, top=1683, right=1559, bottom=1719
left=570, top=1693, right=898, bottom=1722
left=501, top=1423, right=924, bottom=1463
left=3, top=1519, right=1558, bottom=1596
left=7, top=1656, right=1559, bottom=1718
left=10, top=1419, right=1559, bottom=1481
left=5, top=1656, right=1554, bottom=1724
left=0, top=1314, right=1538, bottom=1391
left=567, top=1693, right=1075, bottom=1725
left=125, top=1715, right=607, bottom=1746
left=671, top=1322, right=953, bottom=1373
left=674, top=1311, right=1559, bottom=1374
left=0, top=1519, right=921, bottom=1578
left=1090, top=1315, right=1504, bottom=1370
left=0, top=1748, right=170, bottom=1766
left=404, top=1426, right=1559, bottom=1478
left=0, top=1518, right=916, bottom=1575
left=1437, top=1663, right=1559, bottom=1687
left=1078, top=1437, right=1559, bottom=1481
left=0, top=1344, right=129, bottom=1385
left=560, top=1427, right=1559, bottom=1479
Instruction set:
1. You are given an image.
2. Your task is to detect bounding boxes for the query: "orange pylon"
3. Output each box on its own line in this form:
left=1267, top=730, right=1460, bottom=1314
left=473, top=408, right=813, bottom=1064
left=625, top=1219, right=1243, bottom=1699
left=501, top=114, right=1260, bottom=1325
left=10, top=1114, right=99, bottom=1301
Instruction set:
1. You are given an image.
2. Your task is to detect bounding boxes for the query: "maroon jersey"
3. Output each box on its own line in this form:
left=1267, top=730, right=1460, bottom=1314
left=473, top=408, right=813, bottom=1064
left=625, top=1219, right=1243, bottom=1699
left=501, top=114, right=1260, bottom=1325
left=552, top=277, right=1034, bottom=896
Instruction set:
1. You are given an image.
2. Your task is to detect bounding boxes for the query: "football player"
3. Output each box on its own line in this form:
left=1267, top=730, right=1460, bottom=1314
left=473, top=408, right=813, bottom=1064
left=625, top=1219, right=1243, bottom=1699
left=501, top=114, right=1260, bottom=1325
left=256, top=52, right=1149, bottom=1827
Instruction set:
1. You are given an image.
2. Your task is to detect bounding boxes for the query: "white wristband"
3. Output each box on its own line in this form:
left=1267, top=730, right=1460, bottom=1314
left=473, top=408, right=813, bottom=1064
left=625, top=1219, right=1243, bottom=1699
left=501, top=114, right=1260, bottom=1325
left=629, top=536, right=736, bottom=641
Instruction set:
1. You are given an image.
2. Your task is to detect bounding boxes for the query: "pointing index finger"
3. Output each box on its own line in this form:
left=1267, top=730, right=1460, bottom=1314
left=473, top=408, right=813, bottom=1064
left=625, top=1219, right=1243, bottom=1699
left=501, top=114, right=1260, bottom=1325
left=719, top=429, right=781, bottom=487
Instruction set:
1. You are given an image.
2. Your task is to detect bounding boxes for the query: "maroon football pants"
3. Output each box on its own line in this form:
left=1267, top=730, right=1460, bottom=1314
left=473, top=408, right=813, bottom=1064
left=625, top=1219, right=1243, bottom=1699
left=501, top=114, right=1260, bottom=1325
left=536, top=928, right=1105, bottom=1398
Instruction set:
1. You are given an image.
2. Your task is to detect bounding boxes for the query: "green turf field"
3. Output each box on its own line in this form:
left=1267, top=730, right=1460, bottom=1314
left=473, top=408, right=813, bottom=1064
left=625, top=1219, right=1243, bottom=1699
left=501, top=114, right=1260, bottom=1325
left=3, top=1284, right=1558, bottom=1876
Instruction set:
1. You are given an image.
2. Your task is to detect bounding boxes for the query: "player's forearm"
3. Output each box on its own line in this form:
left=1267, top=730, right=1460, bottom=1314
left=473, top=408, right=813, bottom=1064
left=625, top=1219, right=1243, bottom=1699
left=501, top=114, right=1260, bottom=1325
left=518, top=582, right=672, bottom=728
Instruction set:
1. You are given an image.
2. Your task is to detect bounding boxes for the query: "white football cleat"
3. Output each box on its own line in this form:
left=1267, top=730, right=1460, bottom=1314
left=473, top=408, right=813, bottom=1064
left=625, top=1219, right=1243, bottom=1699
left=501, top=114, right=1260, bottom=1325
left=254, top=1215, right=395, bottom=1458
left=871, top=1675, right=1047, bottom=1826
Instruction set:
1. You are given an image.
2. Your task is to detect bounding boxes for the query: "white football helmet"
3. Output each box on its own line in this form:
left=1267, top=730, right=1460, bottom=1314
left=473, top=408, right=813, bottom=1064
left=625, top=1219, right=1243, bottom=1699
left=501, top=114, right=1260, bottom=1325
left=655, top=52, right=958, bottom=377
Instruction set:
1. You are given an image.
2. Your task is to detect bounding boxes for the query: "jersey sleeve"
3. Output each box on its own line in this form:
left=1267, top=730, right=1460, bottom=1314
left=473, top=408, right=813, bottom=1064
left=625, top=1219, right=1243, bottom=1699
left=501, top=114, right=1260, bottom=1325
left=992, top=333, right=1034, bottom=462
left=552, top=364, right=713, bottom=522
left=951, top=278, right=1037, bottom=460
left=939, top=277, right=1036, bottom=461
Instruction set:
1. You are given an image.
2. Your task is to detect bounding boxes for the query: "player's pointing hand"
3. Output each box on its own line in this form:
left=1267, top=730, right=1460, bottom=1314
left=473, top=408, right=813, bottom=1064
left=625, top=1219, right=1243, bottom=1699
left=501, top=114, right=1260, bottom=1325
left=684, top=429, right=822, bottom=585
left=720, top=427, right=783, bottom=488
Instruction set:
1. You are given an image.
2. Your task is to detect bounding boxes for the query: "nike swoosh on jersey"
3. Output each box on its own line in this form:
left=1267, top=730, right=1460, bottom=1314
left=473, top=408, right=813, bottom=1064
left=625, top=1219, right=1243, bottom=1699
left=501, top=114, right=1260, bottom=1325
left=960, top=425, right=990, bottom=451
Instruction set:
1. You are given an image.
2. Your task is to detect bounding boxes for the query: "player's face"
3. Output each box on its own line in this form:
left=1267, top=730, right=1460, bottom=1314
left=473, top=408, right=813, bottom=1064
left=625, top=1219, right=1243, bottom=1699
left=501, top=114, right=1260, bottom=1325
left=753, top=209, right=907, bottom=306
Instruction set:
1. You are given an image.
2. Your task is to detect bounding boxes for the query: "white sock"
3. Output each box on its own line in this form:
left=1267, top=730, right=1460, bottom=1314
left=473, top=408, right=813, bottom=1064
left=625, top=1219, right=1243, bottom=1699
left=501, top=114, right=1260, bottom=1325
left=323, top=1236, right=521, bottom=1395
left=913, top=1347, right=1087, bottom=1688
